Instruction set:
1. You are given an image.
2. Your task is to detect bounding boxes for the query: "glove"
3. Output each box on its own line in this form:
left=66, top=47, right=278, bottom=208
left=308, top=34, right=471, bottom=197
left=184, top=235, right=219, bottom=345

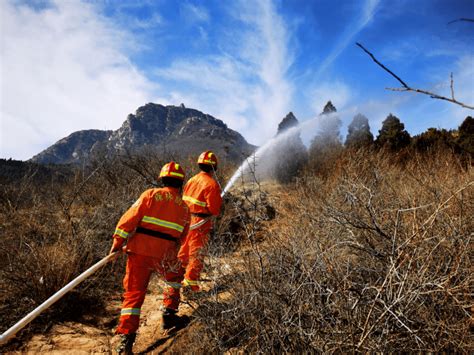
left=109, top=237, right=124, bottom=254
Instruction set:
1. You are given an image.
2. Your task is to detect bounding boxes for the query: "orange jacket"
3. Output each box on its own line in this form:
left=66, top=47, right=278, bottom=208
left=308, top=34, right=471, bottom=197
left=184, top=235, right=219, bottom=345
left=182, top=172, right=222, bottom=216
left=112, top=187, right=190, bottom=257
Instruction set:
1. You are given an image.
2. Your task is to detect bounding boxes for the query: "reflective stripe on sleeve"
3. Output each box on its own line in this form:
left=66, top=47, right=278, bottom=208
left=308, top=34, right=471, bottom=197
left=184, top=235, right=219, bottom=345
left=141, top=216, right=184, bottom=233
left=114, top=228, right=129, bottom=239
left=183, top=279, right=199, bottom=286
left=182, top=195, right=207, bottom=207
left=121, top=308, right=140, bottom=316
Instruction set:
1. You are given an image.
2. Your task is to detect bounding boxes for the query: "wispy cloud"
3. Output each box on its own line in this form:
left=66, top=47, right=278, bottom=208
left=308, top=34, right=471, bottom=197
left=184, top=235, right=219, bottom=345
left=181, top=2, right=210, bottom=24
left=1, top=0, right=156, bottom=160
left=314, top=0, right=380, bottom=79
left=296, top=0, right=381, bottom=124
left=156, top=0, right=293, bottom=144
left=130, top=12, right=163, bottom=29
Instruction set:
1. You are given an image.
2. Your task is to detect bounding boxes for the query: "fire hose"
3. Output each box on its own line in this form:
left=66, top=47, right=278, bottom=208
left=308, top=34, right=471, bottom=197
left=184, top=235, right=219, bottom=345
left=0, top=252, right=118, bottom=345
left=0, top=215, right=214, bottom=345
left=1, top=170, right=224, bottom=345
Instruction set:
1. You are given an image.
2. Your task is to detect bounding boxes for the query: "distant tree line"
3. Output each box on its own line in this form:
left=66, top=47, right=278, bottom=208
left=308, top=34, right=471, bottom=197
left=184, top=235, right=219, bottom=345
left=274, top=100, right=473, bottom=184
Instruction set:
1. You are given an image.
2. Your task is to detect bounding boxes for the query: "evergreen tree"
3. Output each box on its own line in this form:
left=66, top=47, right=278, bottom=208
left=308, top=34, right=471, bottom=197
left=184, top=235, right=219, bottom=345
left=345, top=114, right=374, bottom=148
left=457, top=116, right=474, bottom=155
left=277, top=112, right=299, bottom=133
left=375, top=114, right=411, bottom=150
left=273, top=112, right=308, bottom=184
left=322, top=101, right=337, bottom=114
left=310, top=101, right=342, bottom=151
left=412, top=128, right=455, bottom=152
left=308, top=101, right=343, bottom=173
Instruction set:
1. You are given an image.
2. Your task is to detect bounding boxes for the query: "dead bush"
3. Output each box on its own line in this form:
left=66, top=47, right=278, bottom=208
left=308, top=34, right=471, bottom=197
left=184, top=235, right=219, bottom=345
left=189, top=148, right=473, bottom=353
left=0, top=149, right=240, bottom=348
left=0, top=151, right=178, bottom=344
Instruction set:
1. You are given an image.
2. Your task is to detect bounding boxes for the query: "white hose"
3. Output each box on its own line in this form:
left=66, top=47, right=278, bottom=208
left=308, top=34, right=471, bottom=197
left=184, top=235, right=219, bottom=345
left=1, top=177, right=228, bottom=345
left=189, top=217, right=210, bottom=230
left=0, top=252, right=118, bottom=346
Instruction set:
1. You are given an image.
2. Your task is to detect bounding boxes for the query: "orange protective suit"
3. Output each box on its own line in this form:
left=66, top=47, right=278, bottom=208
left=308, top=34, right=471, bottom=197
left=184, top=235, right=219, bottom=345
left=112, top=187, right=190, bottom=335
left=178, top=171, right=222, bottom=289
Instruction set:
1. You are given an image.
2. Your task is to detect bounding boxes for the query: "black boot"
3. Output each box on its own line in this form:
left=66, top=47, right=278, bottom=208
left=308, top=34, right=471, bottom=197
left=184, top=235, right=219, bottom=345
left=162, top=308, right=190, bottom=330
left=116, top=333, right=136, bottom=355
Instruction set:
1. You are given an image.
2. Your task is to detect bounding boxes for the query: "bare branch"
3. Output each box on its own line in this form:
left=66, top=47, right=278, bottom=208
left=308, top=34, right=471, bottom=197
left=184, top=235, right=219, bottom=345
left=356, top=42, right=409, bottom=89
left=448, top=18, right=474, bottom=25
left=356, top=42, right=474, bottom=110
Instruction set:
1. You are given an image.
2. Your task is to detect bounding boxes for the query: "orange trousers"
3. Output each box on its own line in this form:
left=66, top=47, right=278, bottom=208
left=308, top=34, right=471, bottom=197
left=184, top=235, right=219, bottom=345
left=179, top=217, right=211, bottom=282
left=116, top=252, right=182, bottom=335
left=165, top=218, right=211, bottom=307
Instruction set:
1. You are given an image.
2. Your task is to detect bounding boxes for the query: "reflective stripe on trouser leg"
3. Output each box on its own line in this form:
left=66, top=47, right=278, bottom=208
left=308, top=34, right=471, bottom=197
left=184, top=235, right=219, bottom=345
left=181, top=229, right=209, bottom=282
left=121, top=308, right=141, bottom=316
left=116, top=253, right=153, bottom=335
left=162, top=267, right=184, bottom=311
left=183, top=279, right=199, bottom=286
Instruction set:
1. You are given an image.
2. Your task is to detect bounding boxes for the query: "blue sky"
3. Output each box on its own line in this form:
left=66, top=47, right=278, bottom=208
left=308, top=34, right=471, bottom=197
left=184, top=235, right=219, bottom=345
left=1, top=0, right=473, bottom=160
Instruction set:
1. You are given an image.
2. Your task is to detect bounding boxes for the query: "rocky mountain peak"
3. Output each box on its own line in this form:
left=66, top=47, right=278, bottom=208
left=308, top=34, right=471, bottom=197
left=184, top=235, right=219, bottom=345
left=30, top=103, right=255, bottom=165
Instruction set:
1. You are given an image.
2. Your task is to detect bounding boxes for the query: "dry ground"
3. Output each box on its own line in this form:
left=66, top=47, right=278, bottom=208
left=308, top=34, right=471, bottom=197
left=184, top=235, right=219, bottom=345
left=3, top=181, right=276, bottom=354
left=3, top=150, right=473, bottom=353
left=5, top=268, right=224, bottom=354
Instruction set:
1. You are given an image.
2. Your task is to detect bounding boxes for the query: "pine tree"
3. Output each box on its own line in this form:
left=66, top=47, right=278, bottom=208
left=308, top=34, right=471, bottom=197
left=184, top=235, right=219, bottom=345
left=345, top=114, right=374, bottom=148
left=375, top=114, right=411, bottom=150
left=322, top=101, right=337, bottom=114
left=412, top=128, right=455, bottom=152
left=273, top=112, right=308, bottom=184
left=308, top=101, right=343, bottom=173
left=310, top=101, right=342, bottom=150
left=457, top=116, right=474, bottom=155
left=277, top=112, right=298, bottom=133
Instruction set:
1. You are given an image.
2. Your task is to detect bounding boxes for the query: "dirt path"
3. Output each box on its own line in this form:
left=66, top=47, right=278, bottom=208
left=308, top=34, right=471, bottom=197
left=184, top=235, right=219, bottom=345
left=6, top=182, right=278, bottom=354
left=6, top=277, right=204, bottom=354
left=5, top=255, right=240, bottom=355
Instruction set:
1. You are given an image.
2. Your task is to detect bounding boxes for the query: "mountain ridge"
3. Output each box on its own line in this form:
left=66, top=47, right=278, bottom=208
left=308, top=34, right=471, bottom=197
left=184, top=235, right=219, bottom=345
left=30, top=103, right=256, bottom=165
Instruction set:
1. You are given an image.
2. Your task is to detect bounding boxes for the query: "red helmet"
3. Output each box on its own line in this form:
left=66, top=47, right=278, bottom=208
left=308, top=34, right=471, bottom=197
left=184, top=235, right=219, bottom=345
left=197, top=151, right=218, bottom=168
left=159, top=162, right=185, bottom=181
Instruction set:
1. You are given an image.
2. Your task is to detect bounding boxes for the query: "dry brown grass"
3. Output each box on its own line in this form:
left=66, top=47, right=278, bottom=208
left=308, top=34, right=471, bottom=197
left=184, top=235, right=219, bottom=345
left=189, top=148, right=473, bottom=352
left=0, top=152, right=175, bottom=344
left=1, top=147, right=472, bottom=352
left=0, top=150, right=239, bottom=348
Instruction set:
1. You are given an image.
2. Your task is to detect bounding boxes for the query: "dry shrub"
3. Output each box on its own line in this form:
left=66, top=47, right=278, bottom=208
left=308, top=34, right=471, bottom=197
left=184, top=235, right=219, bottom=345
left=210, top=183, right=276, bottom=257
left=190, top=148, right=473, bottom=352
left=0, top=149, right=240, bottom=347
left=0, top=151, right=176, bottom=343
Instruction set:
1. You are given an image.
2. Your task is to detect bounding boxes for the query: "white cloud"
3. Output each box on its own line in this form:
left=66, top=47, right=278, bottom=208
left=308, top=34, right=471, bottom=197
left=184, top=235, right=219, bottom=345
left=130, top=12, right=163, bottom=29
left=0, top=0, right=156, bottom=160
left=155, top=57, right=253, bottom=133
left=156, top=0, right=293, bottom=145
left=181, top=2, right=210, bottom=24
left=313, top=0, right=380, bottom=79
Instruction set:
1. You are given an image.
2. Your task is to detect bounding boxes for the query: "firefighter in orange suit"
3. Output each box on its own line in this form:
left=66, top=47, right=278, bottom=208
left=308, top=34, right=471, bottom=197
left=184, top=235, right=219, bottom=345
left=109, top=162, right=191, bottom=354
left=168, top=151, right=222, bottom=309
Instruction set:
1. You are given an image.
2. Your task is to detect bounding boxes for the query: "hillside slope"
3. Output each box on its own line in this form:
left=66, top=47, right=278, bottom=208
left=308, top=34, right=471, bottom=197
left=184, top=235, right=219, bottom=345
left=30, top=103, right=256, bottom=165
